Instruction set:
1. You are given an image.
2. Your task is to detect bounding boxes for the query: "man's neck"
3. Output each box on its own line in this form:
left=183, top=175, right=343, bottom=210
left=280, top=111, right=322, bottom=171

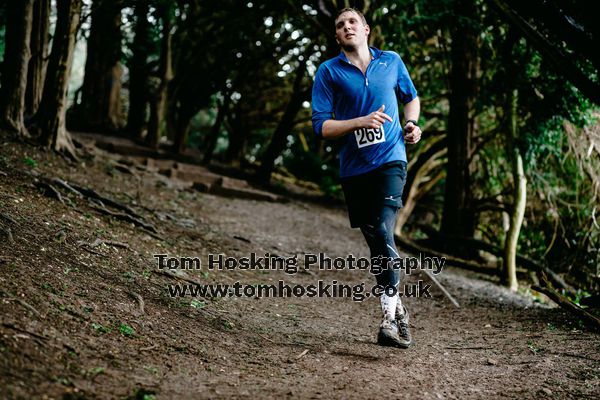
left=342, top=44, right=372, bottom=72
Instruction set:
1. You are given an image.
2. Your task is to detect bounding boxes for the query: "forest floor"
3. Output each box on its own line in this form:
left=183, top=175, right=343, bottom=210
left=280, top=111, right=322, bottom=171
left=0, top=137, right=599, bottom=399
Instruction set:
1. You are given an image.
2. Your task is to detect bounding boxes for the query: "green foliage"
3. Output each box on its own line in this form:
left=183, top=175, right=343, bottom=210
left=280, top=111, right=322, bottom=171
left=129, top=388, right=157, bottom=400
left=527, top=340, right=543, bottom=354
left=86, top=367, right=105, bottom=378
left=119, top=323, right=135, bottom=337
left=91, top=322, right=112, bottom=334
left=569, top=289, right=592, bottom=307
left=190, top=299, right=205, bottom=309
left=22, top=157, right=37, bottom=168
left=0, top=26, right=5, bottom=63
left=522, top=112, right=599, bottom=283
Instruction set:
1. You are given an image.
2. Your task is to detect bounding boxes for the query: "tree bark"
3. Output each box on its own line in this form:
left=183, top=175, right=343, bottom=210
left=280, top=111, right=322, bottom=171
left=25, top=0, right=50, bottom=117
left=255, top=61, right=308, bottom=183
left=503, top=88, right=526, bottom=292
left=171, top=103, right=194, bottom=154
left=166, top=79, right=196, bottom=154
left=0, top=0, right=34, bottom=136
left=34, top=0, right=82, bottom=158
left=441, top=0, right=478, bottom=243
left=223, top=102, right=246, bottom=166
left=73, top=0, right=122, bottom=132
left=126, top=0, right=150, bottom=139
left=202, top=95, right=230, bottom=165
left=146, top=2, right=173, bottom=149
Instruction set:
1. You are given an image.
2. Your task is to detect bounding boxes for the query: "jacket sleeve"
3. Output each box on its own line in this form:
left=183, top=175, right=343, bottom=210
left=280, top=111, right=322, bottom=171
left=311, top=64, right=335, bottom=138
left=394, top=53, right=418, bottom=104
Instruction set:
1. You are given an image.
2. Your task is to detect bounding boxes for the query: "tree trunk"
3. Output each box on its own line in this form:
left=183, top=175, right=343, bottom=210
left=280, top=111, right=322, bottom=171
left=146, top=3, right=173, bottom=149
left=202, top=95, right=230, bottom=165
left=74, top=0, right=122, bottom=132
left=0, top=0, right=34, bottom=136
left=255, top=61, right=308, bottom=183
left=126, top=0, right=150, bottom=139
left=25, top=0, right=50, bottom=117
left=503, top=88, right=526, bottom=292
left=223, top=103, right=246, bottom=166
left=441, top=0, right=478, bottom=243
left=171, top=102, right=194, bottom=154
left=165, top=80, right=195, bottom=153
left=34, top=0, right=82, bottom=158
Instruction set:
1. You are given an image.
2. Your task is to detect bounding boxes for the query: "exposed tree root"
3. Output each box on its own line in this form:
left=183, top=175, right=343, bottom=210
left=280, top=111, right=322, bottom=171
left=90, top=204, right=157, bottom=233
left=35, top=180, right=70, bottom=205
left=35, top=175, right=159, bottom=237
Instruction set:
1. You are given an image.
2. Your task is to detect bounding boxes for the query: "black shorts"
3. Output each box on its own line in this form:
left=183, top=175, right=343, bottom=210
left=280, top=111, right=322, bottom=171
left=340, top=161, right=408, bottom=228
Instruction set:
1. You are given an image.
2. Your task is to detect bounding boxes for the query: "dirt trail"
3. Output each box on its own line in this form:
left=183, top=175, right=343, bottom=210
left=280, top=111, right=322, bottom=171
left=0, top=141, right=599, bottom=399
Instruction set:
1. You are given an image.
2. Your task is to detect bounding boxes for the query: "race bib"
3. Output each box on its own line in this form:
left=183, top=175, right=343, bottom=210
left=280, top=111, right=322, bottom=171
left=354, top=126, right=386, bottom=148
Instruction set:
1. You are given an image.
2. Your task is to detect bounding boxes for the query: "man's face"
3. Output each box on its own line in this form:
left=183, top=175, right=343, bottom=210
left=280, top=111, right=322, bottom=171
left=334, top=11, right=369, bottom=50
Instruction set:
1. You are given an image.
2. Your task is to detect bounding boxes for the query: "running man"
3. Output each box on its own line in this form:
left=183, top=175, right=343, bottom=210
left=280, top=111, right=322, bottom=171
left=311, top=8, right=422, bottom=348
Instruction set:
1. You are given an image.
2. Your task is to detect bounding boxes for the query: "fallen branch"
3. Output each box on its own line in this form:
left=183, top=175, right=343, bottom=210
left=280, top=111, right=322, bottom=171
left=420, top=269, right=460, bottom=308
left=394, top=235, right=467, bottom=307
left=532, top=272, right=600, bottom=331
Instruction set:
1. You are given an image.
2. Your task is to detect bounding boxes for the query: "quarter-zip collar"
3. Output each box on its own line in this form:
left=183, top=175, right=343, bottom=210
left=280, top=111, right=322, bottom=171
left=337, top=46, right=383, bottom=64
left=337, top=47, right=382, bottom=87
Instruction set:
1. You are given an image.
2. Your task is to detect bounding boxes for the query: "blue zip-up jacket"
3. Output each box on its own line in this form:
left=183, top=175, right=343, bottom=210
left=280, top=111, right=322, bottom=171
left=311, top=47, right=418, bottom=178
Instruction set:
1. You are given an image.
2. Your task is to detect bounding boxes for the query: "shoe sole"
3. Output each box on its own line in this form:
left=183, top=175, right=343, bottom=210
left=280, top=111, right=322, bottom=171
left=377, top=332, right=411, bottom=348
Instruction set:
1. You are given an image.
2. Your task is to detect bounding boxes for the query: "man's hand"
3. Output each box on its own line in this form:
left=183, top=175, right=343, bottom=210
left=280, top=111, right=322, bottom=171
left=403, top=121, right=422, bottom=144
left=360, top=105, right=392, bottom=130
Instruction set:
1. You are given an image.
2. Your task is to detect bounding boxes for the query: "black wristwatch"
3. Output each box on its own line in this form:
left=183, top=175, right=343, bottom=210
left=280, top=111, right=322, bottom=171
left=405, top=119, right=419, bottom=127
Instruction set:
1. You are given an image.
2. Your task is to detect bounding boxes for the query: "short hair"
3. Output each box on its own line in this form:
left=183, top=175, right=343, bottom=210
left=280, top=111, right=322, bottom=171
left=334, top=7, right=368, bottom=26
